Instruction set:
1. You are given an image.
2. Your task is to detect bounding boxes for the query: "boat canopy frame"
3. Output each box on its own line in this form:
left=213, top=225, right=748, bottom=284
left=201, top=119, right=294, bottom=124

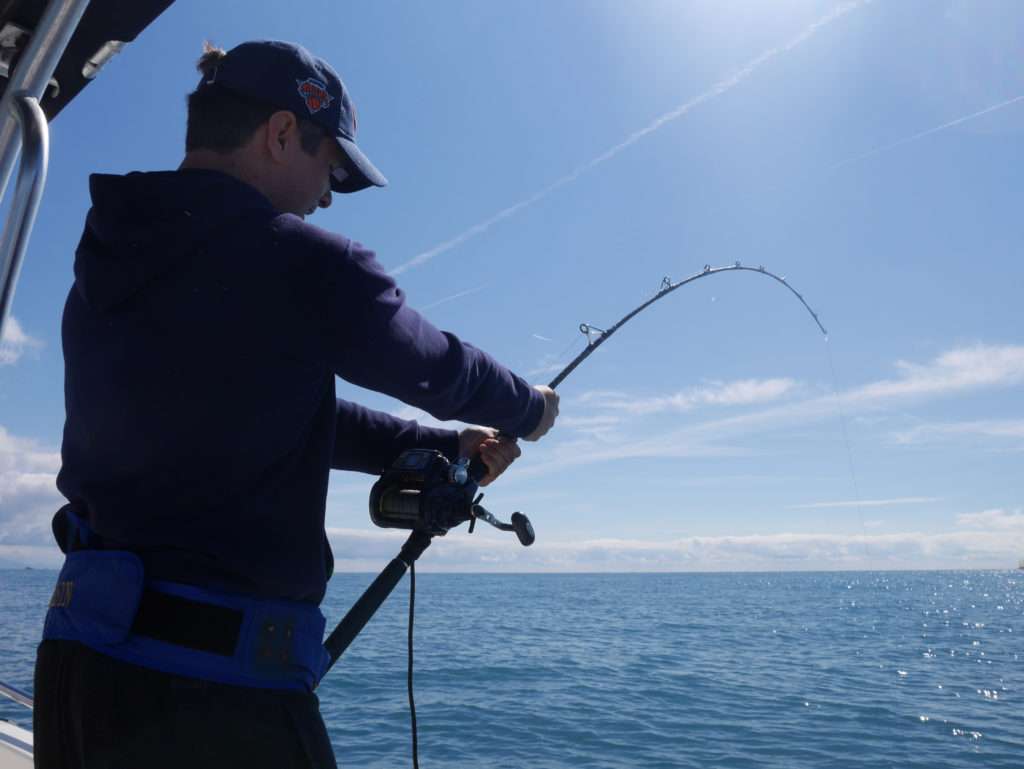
left=0, top=0, right=174, bottom=343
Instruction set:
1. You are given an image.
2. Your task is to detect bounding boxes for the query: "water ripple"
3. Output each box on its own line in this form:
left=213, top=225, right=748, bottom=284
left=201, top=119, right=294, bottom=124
left=2, top=569, right=1021, bottom=768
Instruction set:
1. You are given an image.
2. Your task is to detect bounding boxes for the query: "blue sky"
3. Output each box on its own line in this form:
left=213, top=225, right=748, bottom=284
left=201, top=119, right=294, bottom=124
left=1, top=0, right=1022, bottom=571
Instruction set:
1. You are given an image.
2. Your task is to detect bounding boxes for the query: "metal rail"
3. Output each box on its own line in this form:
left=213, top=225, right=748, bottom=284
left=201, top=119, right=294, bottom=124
left=0, top=680, right=33, bottom=710
left=0, top=0, right=90, bottom=342
left=0, top=94, right=49, bottom=333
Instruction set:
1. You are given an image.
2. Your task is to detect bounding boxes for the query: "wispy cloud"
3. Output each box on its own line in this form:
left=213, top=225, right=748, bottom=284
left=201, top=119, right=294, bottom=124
left=325, top=520, right=1022, bottom=572
left=845, top=345, right=1024, bottom=404
left=558, top=414, right=624, bottom=442
left=8, top=519, right=1020, bottom=571
left=419, top=283, right=489, bottom=312
left=379, top=344, right=1024, bottom=478
left=956, top=508, right=1024, bottom=531
left=577, top=378, right=797, bottom=416
left=826, top=94, right=1024, bottom=173
left=391, top=405, right=470, bottom=431
left=525, top=356, right=575, bottom=380
left=391, top=1, right=868, bottom=275
left=532, top=334, right=553, bottom=343
left=518, top=343, right=1024, bottom=475
left=0, top=316, right=43, bottom=366
left=789, top=497, right=941, bottom=510
left=892, top=419, right=1024, bottom=445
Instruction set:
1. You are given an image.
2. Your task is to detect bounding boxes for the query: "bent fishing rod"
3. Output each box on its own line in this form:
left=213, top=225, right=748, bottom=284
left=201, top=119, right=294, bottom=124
left=322, top=260, right=827, bottom=671
left=551, top=261, right=827, bottom=387
left=319, top=261, right=828, bottom=768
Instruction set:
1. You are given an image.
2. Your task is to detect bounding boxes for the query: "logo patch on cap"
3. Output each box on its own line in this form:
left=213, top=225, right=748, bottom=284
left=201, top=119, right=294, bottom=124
left=296, top=77, right=334, bottom=115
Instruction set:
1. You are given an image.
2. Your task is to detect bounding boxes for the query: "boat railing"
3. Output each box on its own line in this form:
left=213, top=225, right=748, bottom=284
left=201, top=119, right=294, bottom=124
left=0, top=681, right=32, bottom=711
left=0, top=0, right=90, bottom=342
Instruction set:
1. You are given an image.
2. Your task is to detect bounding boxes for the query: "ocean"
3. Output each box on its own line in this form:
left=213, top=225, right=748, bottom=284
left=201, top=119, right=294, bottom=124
left=2, top=569, right=1021, bottom=768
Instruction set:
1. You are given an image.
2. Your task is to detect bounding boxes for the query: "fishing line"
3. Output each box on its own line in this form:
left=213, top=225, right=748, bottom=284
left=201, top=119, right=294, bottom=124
left=332, top=262, right=857, bottom=769
left=542, top=263, right=868, bottom=562
left=823, top=339, right=871, bottom=560
left=408, top=562, right=419, bottom=769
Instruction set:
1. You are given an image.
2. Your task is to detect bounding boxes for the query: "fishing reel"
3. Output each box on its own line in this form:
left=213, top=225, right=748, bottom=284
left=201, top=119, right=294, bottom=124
left=368, top=449, right=535, bottom=546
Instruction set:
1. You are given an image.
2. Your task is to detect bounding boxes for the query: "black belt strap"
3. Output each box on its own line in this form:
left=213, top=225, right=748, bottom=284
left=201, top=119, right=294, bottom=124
left=131, top=589, right=243, bottom=657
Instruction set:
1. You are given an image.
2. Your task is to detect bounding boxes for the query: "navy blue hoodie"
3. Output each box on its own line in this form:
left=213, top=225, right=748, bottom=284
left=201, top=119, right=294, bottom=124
left=57, top=169, right=543, bottom=603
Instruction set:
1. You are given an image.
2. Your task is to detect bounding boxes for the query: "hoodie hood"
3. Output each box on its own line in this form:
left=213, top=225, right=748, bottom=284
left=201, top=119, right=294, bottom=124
left=74, top=170, right=276, bottom=311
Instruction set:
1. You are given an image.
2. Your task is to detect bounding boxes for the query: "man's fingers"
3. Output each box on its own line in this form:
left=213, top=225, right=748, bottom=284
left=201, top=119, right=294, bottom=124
left=477, top=437, right=521, bottom=486
left=523, top=385, right=559, bottom=441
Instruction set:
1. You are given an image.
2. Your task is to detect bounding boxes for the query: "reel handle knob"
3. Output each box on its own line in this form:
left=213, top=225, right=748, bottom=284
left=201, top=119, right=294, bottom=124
left=511, top=512, right=535, bottom=547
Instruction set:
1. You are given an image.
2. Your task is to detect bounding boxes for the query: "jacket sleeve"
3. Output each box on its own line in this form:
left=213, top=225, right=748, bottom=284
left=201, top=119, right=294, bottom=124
left=322, top=237, right=545, bottom=438
left=332, top=398, right=460, bottom=474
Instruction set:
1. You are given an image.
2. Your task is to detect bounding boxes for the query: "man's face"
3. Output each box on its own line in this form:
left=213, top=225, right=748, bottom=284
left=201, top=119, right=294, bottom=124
left=271, top=119, right=348, bottom=218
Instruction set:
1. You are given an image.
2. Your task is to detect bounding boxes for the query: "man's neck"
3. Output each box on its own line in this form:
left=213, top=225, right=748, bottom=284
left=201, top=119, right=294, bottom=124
left=180, top=149, right=251, bottom=182
left=179, top=146, right=283, bottom=213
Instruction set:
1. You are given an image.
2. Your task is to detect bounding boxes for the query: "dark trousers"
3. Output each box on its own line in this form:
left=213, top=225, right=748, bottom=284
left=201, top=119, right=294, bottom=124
left=33, top=640, right=337, bottom=769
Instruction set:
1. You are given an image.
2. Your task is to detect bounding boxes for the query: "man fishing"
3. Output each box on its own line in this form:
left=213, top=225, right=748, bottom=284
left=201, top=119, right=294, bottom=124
left=34, top=39, right=558, bottom=769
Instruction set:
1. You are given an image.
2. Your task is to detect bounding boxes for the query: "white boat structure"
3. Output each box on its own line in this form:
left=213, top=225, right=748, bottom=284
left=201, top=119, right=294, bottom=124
left=0, top=0, right=174, bottom=765
left=0, top=683, right=32, bottom=769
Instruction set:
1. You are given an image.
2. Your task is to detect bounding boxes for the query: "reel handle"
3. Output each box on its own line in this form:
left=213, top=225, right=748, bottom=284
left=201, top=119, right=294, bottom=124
left=511, top=512, right=535, bottom=547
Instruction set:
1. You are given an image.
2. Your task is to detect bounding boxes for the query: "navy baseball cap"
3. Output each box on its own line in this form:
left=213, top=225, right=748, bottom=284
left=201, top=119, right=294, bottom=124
left=198, top=40, right=387, bottom=194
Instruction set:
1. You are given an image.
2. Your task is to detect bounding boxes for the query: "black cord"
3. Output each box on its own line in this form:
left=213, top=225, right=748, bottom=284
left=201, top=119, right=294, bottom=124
left=408, top=561, right=419, bottom=769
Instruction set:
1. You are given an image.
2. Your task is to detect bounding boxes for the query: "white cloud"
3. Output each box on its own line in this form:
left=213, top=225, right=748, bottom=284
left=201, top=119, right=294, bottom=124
left=419, top=283, right=489, bottom=312
left=576, top=378, right=797, bottom=416
left=390, top=405, right=467, bottom=431
left=558, top=414, right=624, bottom=441
left=956, top=508, right=1024, bottom=531
left=326, top=521, right=1023, bottom=572
left=0, top=426, right=61, bottom=547
left=893, top=419, right=1024, bottom=445
left=847, top=344, right=1024, bottom=404
left=521, top=344, right=1024, bottom=475
left=789, top=497, right=941, bottom=510
left=525, top=358, right=572, bottom=379
left=0, top=316, right=43, bottom=365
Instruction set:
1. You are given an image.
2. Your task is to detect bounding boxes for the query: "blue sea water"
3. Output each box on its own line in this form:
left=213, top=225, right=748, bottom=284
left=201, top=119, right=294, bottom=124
left=1, top=569, right=1021, bottom=768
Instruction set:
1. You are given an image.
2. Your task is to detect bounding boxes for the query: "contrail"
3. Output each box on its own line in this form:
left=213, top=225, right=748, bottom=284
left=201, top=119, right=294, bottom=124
left=824, top=93, right=1024, bottom=172
left=788, top=497, right=942, bottom=510
left=419, top=283, right=489, bottom=311
left=391, top=1, right=869, bottom=276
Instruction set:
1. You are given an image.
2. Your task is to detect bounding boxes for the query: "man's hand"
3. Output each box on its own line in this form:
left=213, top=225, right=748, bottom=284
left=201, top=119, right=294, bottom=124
left=523, top=385, right=559, bottom=442
left=458, top=426, right=522, bottom=486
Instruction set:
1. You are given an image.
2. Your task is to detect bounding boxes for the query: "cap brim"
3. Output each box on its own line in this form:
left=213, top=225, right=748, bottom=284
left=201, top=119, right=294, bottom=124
left=331, top=136, right=388, bottom=193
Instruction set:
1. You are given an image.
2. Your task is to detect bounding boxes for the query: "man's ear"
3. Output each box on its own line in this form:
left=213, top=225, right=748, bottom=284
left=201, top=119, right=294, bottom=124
left=265, top=110, right=299, bottom=162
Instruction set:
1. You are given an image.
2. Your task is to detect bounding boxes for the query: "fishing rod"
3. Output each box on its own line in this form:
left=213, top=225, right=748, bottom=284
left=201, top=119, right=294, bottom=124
left=321, top=261, right=827, bottom=767
left=553, top=261, right=827, bottom=388
left=460, top=261, right=827, bottom=478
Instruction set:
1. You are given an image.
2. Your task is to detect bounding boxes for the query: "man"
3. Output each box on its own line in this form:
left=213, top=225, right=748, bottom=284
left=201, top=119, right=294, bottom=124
left=34, top=40, right=558, bottom=768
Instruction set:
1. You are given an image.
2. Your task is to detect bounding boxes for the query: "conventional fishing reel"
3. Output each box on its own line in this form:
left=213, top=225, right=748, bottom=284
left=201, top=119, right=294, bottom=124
left=368, top=449, right=535, bottom=546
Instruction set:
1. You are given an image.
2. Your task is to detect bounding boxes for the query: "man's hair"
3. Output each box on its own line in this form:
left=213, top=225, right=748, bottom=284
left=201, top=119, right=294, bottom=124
left=185, top=43, right=326, bottom=155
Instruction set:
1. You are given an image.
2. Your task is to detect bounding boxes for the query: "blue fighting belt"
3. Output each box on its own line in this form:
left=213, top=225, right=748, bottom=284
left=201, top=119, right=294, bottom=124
left=42, top=508, right=330, bottom=692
